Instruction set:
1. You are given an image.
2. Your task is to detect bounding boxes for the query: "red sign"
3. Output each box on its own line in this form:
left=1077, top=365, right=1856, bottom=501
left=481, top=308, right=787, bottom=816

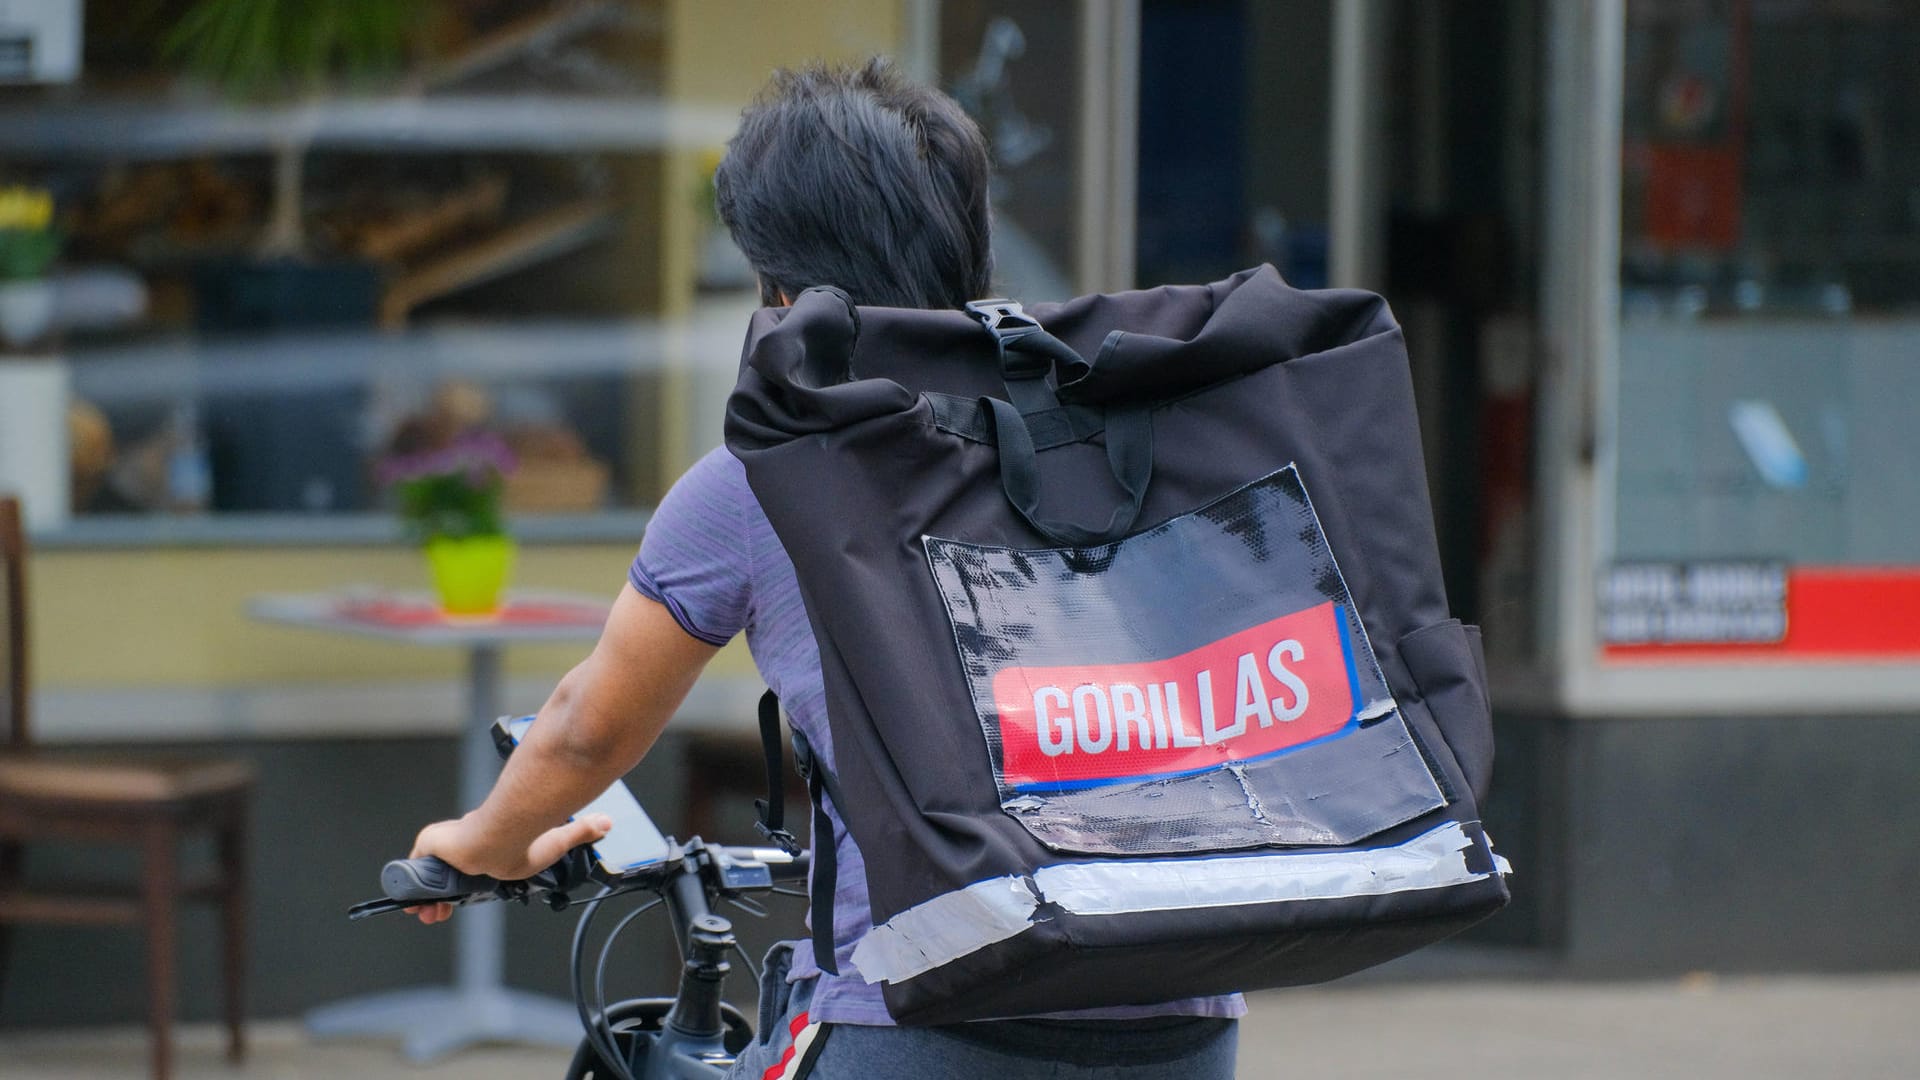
left=990, top=601, right=1359, bottom=791
left=1603, top=567, right=1920, bottom=662
left=1642, top=145, right=1744, bottom=252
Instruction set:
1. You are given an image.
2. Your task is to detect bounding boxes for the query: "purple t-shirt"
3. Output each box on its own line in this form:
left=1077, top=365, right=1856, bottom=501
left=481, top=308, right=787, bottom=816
left=630, top=446, right=1246, bottom=1025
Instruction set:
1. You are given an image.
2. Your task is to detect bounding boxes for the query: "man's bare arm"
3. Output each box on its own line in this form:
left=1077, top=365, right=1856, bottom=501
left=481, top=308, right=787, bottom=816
left=407, top=583, right=720, bottom=920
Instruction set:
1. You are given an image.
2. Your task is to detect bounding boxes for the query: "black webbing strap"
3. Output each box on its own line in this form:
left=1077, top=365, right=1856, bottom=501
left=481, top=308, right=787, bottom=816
left=967, top=298, right=1063, bottom=419
left=982, top=396, right=1154, bottom=547
left=752, top=690, right=801, bottom=856
left=923, top=392, right=1107, bottom=450
left=805, top=756, right=838, bottom=974
left=966, top=298, right=1154, bottom=547
left=758, top=690, right=842, bottom=975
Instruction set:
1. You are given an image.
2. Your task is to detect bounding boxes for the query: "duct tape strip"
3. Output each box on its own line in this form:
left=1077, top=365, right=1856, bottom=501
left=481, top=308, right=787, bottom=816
left=850, top=821, right=1504, bottom=986
left=1035, top=820, right=1484, bottom=915
left=849, top=874, right=1040, bottom=985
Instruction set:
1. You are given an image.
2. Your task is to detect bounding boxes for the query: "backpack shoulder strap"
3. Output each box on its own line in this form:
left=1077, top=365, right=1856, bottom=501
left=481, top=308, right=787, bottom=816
left=752, top=690, right=802, bottom=856
left=754, top=689, right=843, bottom=975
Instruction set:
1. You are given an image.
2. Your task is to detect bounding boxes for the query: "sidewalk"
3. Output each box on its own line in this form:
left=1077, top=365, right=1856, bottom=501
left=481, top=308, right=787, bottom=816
left=1, top=973, right=1915, bottom=1078
left=1238, top=973, right=1920, bottom=1079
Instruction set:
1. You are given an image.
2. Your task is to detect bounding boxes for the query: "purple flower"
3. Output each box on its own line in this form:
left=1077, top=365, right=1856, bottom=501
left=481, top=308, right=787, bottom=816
left=376, top=432, right=518, bottom=489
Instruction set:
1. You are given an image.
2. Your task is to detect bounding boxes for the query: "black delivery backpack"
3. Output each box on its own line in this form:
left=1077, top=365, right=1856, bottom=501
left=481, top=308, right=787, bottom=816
left=724, top=265, right=1511, bottom=1024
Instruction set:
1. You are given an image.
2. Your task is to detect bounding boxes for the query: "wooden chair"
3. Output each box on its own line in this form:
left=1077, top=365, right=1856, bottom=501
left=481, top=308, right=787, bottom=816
left=0, top=496, right=254, bottom=1080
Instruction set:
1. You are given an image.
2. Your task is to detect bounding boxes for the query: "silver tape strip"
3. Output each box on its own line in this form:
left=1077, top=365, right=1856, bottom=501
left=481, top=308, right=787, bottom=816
left=848, top=874, right=1039, bottom=985
left=1036, top=821, right=1484, bottom=916
left=850, top=822, right=1504, bottom=986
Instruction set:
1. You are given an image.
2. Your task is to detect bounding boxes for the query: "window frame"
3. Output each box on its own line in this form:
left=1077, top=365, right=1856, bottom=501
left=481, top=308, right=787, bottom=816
left=1537, top=0, right=1920, bottom=717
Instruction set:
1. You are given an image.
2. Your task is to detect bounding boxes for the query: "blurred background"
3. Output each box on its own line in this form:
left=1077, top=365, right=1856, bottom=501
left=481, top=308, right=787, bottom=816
left=1, top=0, right=1918, bottom=1076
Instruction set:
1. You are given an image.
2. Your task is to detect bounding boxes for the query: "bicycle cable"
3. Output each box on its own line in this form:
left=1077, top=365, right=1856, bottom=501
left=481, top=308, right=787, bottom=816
left=570, top=884, right=658, bottom=1080
left=593, top=892, right=667, bottom=1078
left=570, top=886, right=627, bottom=1080
left=729, top=939, right=761, bottom=983
left=561, top=854, right=802, bottom=1078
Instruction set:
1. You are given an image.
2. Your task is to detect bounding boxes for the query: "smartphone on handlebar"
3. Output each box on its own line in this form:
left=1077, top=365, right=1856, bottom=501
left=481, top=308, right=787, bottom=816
left=494, top=716, right=673, bottom=878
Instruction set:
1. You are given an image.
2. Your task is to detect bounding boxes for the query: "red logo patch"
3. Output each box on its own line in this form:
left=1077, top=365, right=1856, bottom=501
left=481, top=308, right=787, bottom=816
left=990, top=601, right=1359, bottom=790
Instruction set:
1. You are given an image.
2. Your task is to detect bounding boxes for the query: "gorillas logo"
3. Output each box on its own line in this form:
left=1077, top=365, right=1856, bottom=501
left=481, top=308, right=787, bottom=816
left=990, top=600, right=1362, bottom=791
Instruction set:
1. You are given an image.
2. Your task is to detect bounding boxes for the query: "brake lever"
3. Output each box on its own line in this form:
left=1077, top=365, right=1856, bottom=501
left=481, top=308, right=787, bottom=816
left=724, top=894, right=769, bottom=919
left=346, top=882, right=546, bottom=919
left=347, top=896, right=415, bottom=921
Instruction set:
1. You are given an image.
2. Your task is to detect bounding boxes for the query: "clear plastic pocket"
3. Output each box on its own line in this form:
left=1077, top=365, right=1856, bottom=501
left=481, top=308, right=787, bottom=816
left=925, top=465, right=1447, bottom=855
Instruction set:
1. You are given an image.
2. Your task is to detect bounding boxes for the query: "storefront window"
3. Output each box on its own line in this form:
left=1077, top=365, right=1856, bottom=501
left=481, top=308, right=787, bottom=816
left=1604, top=0, right=1920, bottom=657
left=0, top=1, right=904, bottom=539
left=938, top=1, right=1086, bottom=301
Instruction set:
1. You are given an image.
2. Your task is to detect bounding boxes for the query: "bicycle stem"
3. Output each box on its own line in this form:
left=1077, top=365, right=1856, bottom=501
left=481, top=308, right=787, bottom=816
left=665, top=914, right=735, bottom=1039
left=663, top=860, right=708, bottom=959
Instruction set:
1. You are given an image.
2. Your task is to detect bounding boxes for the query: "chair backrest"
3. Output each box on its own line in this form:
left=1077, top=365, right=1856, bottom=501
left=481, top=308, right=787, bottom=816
left=1, top=496, right=27, bottom=748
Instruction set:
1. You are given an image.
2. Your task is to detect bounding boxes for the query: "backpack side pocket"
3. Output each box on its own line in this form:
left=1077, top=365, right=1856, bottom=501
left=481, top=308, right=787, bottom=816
left=1393, top=619, right=1495, bottom=806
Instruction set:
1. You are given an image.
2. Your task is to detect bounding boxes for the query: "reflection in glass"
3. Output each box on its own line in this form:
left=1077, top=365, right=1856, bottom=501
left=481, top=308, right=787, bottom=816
left=1614, top=1, right=1920, bottom=568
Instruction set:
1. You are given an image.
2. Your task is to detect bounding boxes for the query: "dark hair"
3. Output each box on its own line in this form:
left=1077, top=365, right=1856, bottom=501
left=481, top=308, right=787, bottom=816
left=714, top=58, right=993, bottom=310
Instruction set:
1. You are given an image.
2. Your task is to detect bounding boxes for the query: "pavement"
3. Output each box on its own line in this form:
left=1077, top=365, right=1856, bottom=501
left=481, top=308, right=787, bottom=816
left=1, top=973, right=1916, bottom=1078
left=1238, top=973, right=1920, bottom=1079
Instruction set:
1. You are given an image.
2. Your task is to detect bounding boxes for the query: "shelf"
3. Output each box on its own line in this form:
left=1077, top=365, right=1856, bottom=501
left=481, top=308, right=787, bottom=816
left=0, top=93, right=739, bottom=157
left=380, top=196, right=619, bottom=326
left=415, top=1, right=647, bottom=91
left=63, top=299, right=761, bottom=406
left=34, top=509, right=657, bottom=549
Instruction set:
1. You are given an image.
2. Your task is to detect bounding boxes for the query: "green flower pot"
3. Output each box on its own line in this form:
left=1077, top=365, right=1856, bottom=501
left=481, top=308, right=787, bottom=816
left=425, top=534, right=516, bottom=615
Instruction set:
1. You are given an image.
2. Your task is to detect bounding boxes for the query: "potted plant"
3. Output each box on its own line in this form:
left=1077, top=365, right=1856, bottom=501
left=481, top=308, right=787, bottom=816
left=161, top=0, right=433, bottom=321
left=377, top=432, right=519, bottom=615
left=0, top=185, right=61, bottom=347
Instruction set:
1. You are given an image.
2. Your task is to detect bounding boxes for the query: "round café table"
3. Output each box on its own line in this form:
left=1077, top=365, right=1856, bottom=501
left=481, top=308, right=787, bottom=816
left=249, top=590, right=610, bottom=1062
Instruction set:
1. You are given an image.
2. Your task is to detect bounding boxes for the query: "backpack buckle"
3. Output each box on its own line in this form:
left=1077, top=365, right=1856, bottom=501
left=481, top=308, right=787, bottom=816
left=966, top=298, right=1041, bottom=337
left=753, top=817, right=804, bottom=856
left=965, top=299, right=1049, bottom=380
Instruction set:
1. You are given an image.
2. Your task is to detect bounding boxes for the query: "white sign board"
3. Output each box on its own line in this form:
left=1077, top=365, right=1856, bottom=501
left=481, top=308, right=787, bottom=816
left=0, top=0, right=82, bottom=85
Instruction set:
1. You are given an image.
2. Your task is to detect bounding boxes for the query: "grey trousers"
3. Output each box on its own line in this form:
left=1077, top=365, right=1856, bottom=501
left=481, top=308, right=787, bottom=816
left=726, top=944, right=1239, bottom=1080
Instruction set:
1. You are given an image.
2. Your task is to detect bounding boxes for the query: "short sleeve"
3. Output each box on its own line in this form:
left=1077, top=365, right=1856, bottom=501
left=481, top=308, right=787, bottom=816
left=628, top=447, right=753, bottom=646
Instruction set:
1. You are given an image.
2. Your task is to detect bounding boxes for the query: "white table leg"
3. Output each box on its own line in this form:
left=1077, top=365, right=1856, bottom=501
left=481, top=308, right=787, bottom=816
left=306, top=643, right=584, bottom=1061
left=456, top=643, right=505, bottom=996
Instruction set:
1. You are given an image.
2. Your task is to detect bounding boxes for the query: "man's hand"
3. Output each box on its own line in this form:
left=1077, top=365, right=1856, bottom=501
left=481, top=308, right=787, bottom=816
left=399, top=587, right=717, bottom=925
left=403, top=811, right=614, bottom=925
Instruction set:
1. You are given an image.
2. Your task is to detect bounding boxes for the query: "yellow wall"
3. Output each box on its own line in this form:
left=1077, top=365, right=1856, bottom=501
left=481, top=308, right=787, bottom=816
left=664, top=0, right=904, bottom=104
left=32, top=544, right=753, bottom=690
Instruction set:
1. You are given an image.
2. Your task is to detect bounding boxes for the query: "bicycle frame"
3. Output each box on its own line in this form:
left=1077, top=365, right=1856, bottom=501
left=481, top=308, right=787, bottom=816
left=561, top=839, right=804, bottom=1079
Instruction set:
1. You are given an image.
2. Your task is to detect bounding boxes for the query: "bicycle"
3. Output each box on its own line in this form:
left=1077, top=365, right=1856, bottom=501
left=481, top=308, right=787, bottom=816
left=350, top=716, right=811, bottom=1080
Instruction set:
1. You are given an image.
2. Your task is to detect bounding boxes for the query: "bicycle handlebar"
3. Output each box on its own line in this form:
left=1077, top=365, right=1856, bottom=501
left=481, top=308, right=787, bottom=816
left=370, top=841, right=809, bottom=908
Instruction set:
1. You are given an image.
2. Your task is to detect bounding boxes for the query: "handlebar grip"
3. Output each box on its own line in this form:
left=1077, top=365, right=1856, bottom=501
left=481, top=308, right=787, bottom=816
left=381, top=856, right=498, bottom=902
left=718, top=847, right=811, bottom=883
left=767, top=852, right=811, bottom=883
